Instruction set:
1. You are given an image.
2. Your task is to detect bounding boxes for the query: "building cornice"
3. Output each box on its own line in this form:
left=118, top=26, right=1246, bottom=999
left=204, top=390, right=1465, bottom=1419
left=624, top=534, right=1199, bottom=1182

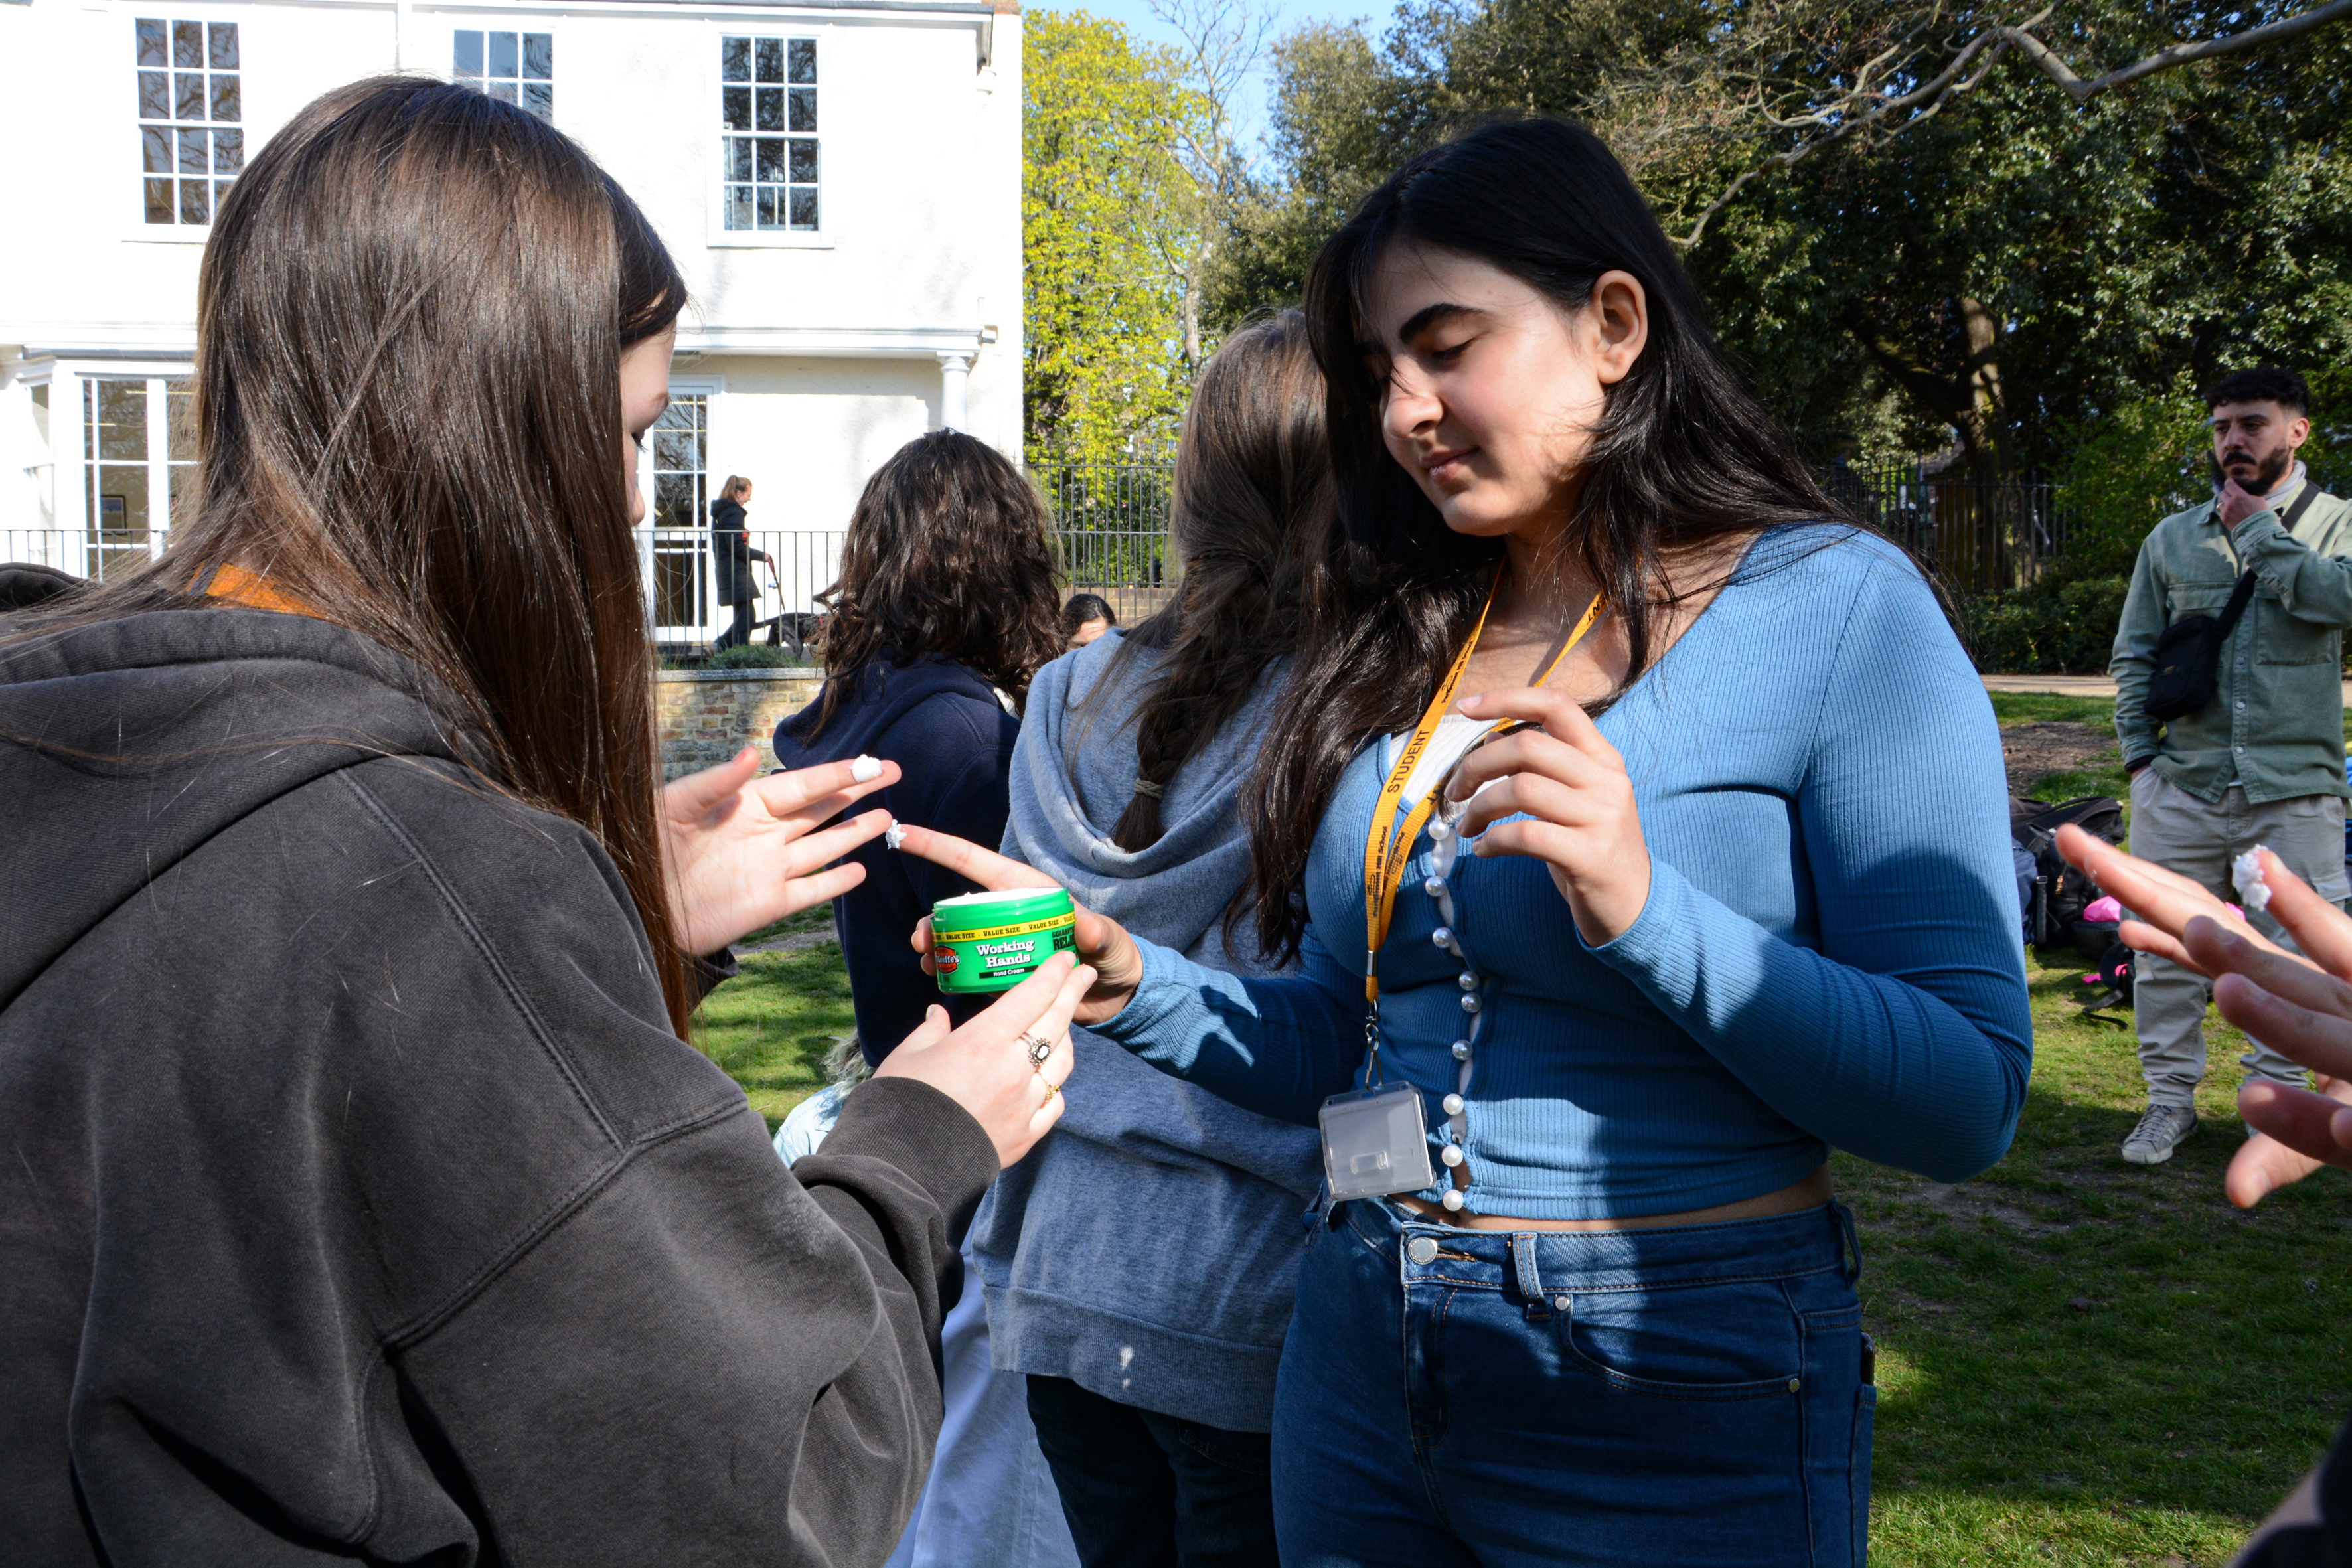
left=676, top=324, right=990, bottom=358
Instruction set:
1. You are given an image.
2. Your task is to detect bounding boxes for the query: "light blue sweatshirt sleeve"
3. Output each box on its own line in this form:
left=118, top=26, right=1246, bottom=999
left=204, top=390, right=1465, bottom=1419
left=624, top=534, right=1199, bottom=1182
left=1089, top=923, right=1366, bottom=1127
left=1585, top=554, right=2033, bottom=1183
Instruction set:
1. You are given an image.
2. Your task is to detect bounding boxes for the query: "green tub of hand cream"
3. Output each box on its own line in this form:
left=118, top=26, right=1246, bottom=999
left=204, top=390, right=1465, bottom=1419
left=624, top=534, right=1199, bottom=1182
left=930, top=887, right=1078, bottom=994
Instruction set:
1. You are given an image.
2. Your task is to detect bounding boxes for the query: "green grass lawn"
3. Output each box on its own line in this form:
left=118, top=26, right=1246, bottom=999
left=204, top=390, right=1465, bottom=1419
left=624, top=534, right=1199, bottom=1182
left=691, top=703, right=2352, bottom=1564
left=693, top=904, right=854, bottom=1127
left=1851, top=948, right=2350, bottom=1567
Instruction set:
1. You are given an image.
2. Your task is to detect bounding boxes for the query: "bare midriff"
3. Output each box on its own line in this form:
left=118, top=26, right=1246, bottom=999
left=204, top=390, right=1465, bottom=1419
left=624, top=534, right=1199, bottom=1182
left=1395, top=1165, right=1833, bottom=1233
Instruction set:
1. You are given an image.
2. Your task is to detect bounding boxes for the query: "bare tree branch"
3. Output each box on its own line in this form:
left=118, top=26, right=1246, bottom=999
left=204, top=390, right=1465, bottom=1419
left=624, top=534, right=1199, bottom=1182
left=2000, top=0, right=2352, bottom=102
left=1670, top=0, right=2352, bottom=248
left=1674, top=13, right=2033, bottom=248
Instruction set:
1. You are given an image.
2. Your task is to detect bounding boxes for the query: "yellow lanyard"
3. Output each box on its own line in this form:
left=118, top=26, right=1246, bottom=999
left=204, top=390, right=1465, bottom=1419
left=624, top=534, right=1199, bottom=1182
left=1360, top=584, right=1605, bottom=1008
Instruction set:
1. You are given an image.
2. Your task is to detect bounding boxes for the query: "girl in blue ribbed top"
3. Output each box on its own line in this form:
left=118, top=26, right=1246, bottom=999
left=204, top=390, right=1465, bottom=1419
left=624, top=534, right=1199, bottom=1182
left=905, top=118, right=2030, bottom=1565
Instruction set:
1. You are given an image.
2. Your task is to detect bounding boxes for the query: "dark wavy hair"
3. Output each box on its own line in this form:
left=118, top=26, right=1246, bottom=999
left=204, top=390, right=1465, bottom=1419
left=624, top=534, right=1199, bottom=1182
left=2205, top=366, right=2310, bottom=414
left=809, top=431, right=1064, bottom=733
left=1093, top=310, right=1330, bottom=854
left=5, top=77, right=697, bottom=1028
left=1251, top=116, right=1840, bottom=962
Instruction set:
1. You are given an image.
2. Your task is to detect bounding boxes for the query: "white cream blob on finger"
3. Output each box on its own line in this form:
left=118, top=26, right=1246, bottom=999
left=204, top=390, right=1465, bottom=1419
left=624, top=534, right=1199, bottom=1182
left=851, top=754, right=883, bottom=783
left=884, top=818, right=906, bottom=851
left=2233, top=846, right=2273, bottom=913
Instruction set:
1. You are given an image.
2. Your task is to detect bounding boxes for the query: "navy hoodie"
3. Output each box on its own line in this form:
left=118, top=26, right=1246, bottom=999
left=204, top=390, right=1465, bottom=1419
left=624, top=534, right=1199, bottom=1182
left=773, top=653, right=1020, bottom=1063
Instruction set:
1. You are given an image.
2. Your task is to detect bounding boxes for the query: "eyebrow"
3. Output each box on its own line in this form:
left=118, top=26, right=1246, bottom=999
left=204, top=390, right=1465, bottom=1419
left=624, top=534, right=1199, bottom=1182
left=1395, top=301, right=1485, bottom=345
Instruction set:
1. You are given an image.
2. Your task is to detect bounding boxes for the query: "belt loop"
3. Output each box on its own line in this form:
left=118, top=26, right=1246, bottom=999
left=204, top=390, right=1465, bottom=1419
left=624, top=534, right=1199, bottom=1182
left=1833, top=1202, right=1862, bottom=1285
left=1510, top=1233, right=1553, bottom=1320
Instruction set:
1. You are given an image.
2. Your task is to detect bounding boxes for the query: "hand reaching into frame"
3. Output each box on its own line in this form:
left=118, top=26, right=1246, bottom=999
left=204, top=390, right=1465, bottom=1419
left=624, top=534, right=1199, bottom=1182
left=874, top=952, right=1091, bottom=1168
left=2055, top=826, right=2352, bottom=1207
left=1447, top=686, right=1652, bottom=947
left=659, top=748, right=896, bottom=957
left=885, top=823, right=1145, bottom=1026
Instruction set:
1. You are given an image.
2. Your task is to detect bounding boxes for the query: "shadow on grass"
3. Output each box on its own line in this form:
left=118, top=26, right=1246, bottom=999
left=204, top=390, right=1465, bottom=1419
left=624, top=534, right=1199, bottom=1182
left=1848, top=951, right=2351, bottom=1567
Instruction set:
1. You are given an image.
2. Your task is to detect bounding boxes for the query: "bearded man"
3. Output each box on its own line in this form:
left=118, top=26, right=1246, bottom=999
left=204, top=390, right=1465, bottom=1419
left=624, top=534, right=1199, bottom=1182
left=2110, top=367, right=2352, bottom=1165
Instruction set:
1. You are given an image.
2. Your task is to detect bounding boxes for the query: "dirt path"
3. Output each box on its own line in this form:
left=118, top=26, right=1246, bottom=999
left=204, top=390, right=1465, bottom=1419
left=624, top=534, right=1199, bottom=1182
left=2003, top=720, right=2117, bottom=796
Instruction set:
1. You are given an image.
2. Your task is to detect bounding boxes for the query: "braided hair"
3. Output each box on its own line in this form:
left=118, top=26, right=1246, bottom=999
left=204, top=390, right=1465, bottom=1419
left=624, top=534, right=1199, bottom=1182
left=1097, top=312, right=1332, bottom=852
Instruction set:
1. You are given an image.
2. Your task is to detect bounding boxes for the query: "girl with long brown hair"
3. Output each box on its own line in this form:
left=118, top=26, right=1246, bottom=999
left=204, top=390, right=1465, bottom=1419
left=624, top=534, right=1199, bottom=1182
left=0, top=78, right=1089, bottom=1565
left=966, top=311, right=1330, bottom=1565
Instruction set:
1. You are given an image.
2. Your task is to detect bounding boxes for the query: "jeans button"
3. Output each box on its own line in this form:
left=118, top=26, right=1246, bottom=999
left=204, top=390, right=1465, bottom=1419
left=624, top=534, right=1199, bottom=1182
left=1406, top=1236, right=1439, bottom=1265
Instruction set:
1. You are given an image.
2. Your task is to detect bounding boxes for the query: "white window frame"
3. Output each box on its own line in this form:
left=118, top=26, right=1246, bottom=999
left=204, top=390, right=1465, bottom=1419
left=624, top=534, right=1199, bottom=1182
left=706, top=26, right=830, bottom=250
left=17, top=362, right=195, bottom=581
left=128, top=14, right=243, bottom=244
left=451, top=26, right=555, bottom=121
left=639, top=376, right=727, bottom=643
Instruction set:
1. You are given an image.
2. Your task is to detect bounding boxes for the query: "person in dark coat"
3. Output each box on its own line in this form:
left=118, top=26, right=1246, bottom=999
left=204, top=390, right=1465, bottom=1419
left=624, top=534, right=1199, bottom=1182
left=773, top=431, right=1066, bottom=1067
left=711, top=474, right=773, bottom=649
left=0, top=78, right=1089, bottom=1568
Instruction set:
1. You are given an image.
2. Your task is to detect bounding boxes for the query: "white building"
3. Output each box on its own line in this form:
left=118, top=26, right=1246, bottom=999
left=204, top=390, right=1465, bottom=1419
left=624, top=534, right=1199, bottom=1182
left=0, top=0, right=1022, bottom=641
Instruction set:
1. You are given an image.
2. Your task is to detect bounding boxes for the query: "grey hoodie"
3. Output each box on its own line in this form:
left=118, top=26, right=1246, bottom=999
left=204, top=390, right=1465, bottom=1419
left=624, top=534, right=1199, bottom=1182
left=972, top=631, right=1322, bottom=1433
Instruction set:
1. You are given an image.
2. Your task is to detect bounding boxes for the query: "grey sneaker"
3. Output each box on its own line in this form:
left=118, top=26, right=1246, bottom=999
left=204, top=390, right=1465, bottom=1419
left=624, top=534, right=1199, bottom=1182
left=2122, top=1104, right=2199, bottom=1165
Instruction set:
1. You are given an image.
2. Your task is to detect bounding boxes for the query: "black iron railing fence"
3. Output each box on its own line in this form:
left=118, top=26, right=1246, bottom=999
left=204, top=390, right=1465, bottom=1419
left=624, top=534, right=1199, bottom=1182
left=1824, top=461, right=2073, bottom=595
left=8, top=460, right=2071, bottom=650
left=1028, top=458, right=2078, bottom=597
left=1034, top=461, right=1181, bottom=625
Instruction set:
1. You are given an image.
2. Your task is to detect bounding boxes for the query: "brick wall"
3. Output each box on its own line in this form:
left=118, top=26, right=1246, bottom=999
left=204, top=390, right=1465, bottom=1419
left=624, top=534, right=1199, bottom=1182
left=655, top=669, right=825, bottom=781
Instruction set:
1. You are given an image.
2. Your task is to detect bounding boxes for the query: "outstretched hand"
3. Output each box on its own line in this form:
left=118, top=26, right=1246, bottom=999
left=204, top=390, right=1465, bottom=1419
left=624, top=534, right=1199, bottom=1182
left=2055, top=826, right=2352, bottom=1206
left=659, top=749, right=896, bottom=955
left=887, top=823, right=1144, bottom=1024
left=1448, top=686, right=1651, bottom=947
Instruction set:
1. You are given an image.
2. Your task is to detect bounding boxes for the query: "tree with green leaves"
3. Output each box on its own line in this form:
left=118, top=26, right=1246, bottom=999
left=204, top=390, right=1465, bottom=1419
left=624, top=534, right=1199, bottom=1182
left=1023, top=11, right=1196, bottom=463
left=1214, top=0, right=2352, bottom=477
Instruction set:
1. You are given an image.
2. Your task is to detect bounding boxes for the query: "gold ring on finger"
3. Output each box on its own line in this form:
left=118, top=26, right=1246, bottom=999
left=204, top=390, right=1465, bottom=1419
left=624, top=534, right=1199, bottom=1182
left=1018, top=1031, right=1055, bottom=1065
left=1036, top=1071, right=1060, bottom=1102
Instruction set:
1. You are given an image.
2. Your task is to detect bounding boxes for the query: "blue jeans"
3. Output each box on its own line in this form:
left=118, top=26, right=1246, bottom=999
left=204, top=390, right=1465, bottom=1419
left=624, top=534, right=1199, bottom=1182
left=1027, top=1375, right=1280, bottom=1568
left=1271, top=1197, right=1874, bottom=1567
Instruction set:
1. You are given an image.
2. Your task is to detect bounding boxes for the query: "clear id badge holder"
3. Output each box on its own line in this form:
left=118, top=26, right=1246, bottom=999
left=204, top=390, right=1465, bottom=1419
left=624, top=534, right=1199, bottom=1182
left=1319, top=1030, right=1435, bottom=1202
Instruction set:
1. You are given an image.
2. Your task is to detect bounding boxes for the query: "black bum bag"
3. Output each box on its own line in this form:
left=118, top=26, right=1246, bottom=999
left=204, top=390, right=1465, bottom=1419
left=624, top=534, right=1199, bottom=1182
left=2143, top=485, right=2317, bottom=724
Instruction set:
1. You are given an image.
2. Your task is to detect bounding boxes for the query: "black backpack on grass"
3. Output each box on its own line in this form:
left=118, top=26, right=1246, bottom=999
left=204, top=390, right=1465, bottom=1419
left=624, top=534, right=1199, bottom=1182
left=2011, top=795, right=2125, bottom=956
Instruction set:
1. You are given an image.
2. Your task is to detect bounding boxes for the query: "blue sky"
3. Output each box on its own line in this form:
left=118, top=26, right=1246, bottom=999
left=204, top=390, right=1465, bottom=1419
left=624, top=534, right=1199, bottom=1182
left=1032, top=0, right=1399, bottom=161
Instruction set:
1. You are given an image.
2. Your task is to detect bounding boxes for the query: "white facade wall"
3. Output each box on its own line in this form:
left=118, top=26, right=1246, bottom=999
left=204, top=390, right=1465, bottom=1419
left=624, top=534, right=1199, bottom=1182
left=0, top=0, right=1022, bottom=633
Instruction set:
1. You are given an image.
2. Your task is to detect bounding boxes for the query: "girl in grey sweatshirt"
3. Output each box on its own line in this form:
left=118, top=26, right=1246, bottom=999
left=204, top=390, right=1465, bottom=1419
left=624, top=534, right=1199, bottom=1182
left=973, top=314, right=1331, bottom=1564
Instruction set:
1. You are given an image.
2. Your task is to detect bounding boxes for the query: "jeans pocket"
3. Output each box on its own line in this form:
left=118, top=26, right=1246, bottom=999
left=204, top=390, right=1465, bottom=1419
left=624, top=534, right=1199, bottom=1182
left=1557, top=1279, right=1804, bottom=1400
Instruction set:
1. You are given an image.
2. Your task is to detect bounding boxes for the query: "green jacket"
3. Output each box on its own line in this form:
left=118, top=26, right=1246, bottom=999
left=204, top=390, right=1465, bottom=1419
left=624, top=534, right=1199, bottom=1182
left=2111, top=476, right=2352, bottom=805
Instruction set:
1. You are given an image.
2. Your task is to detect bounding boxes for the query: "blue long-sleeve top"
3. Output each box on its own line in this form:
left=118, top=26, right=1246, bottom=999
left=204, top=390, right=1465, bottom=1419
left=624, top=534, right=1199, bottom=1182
left=1089, top=526, right=2033, bottom=1219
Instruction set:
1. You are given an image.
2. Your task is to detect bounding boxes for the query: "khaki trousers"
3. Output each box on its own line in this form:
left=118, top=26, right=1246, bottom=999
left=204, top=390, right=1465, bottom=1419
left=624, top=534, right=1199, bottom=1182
left=2126, top=768, right=2349, bottom=1107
